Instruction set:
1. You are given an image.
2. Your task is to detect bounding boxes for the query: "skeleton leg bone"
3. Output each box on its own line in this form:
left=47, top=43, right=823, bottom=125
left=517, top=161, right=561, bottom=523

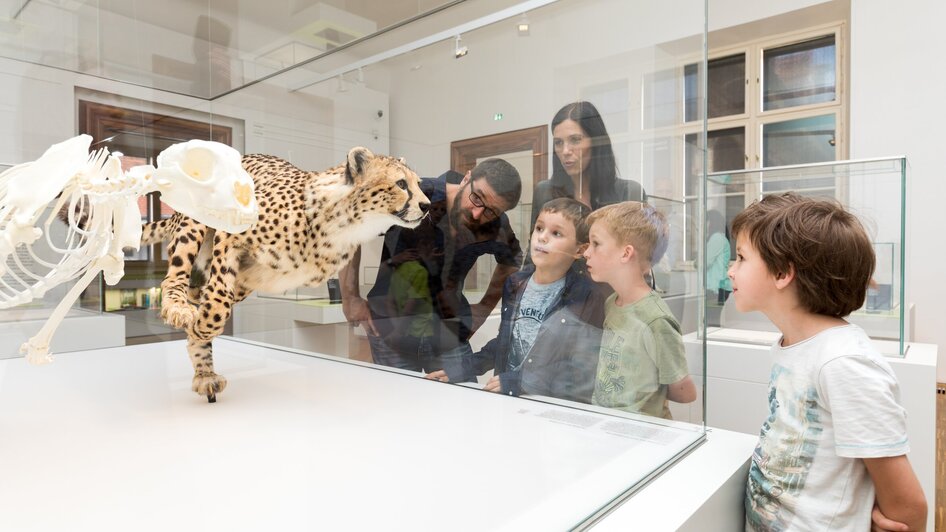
left=20, top=266, right=101, bottom=364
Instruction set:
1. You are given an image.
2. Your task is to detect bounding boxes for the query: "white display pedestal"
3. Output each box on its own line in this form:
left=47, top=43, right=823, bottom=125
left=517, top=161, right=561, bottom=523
left=594, top=427, right=755, bottom=531
left=0, top=338, right=753, bottom=531
left=0, top=308, right=125, bottom=358
left=682, top=332, right=937, bottom=528
left=231, top=294, right=352, bottom=356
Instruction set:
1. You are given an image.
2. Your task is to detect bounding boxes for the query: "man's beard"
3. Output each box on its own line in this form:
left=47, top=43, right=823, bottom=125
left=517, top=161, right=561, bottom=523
left=451, top=182, right=479, bottom=230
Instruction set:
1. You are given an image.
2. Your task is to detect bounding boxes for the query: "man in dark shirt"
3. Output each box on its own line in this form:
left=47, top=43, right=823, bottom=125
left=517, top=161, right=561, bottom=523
left=340, top=159, right=522, bottom=381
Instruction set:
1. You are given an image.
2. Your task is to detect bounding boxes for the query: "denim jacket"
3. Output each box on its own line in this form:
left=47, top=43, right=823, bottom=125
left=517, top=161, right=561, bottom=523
left=466, top=268, right=605, bottom=403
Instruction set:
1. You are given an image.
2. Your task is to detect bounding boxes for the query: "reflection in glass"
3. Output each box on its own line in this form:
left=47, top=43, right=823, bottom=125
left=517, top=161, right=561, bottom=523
left=685, top=128, right=745, bottom=262
left=763, top=35, right=836, bottom=111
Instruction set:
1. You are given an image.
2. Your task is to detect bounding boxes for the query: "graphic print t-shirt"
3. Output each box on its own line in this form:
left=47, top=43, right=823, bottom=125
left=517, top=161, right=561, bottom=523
left=745, top=324, right=909, bottom=531
left=591, top=291, right=688, bottom=419
left=507, top=276, right=565, bottom=372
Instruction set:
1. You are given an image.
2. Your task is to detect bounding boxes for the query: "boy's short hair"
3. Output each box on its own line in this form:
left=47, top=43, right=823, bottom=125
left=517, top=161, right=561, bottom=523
left=585, top=201, right=668, bottom=266
left=539, top=197, right=592, bottom=244
left=730, top=192, right=875, bottom=318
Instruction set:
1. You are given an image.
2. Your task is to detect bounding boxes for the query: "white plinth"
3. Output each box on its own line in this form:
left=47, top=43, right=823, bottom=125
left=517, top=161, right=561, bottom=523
left=683, top=332, right=937, bottom=528
left=0, top=338, right=752, bottom=531
left=0, top=308, right=125, bottom=358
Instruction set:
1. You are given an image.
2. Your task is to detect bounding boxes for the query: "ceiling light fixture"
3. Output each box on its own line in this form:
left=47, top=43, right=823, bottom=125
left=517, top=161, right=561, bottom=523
left=517, top=14, right=530, bottom=36
left=454, top=34, right=468, bottom=58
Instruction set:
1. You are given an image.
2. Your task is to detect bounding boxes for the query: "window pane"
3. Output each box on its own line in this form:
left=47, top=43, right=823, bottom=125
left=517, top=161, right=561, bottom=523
left=685, top=127, right=745, bottom=196
left=763, top=35, right=836, bottom=111
left=684, top=63, right=699, bottom=123
left=685, top=53, right=745, bottom=122
left=643, top=69, right=680, bottom=129
left=762, top=114, right=836, bottom=190
left=762, top=114, right=835, bottom=166
left=685, top=128, right=744, bottom=262
left=707, top=127, right=745, bottom=174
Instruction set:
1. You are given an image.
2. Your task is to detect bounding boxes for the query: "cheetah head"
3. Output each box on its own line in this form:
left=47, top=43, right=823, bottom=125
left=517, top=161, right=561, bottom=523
left=345, top=147, right=430, bottom=236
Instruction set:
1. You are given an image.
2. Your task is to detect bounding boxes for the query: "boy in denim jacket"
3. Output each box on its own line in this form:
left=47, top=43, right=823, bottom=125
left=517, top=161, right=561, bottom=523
left=429, top=198, right=603, bottom=402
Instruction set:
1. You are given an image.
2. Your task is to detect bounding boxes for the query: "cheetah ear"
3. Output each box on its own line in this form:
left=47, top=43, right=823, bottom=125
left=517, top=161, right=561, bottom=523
left=397, top=157, right=407, bottom=164
left=345, top=146, right=374, bottom=185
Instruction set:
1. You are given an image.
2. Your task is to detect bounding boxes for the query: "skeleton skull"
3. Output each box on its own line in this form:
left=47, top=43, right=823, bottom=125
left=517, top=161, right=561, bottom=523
left=145, top=140, right=259, bottom=234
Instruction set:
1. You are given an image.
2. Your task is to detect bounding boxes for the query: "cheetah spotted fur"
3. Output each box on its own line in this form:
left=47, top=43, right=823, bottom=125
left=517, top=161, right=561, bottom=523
left=140, top=147, right=430, bottom=401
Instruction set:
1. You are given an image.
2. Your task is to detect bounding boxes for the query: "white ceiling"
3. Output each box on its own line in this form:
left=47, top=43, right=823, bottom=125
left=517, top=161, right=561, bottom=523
left=0, top=0, right=458, bottom=98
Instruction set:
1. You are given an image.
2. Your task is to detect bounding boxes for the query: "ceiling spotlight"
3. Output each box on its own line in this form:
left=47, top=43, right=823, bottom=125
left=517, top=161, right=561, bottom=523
left=454, top=35, right=468, bottom=59
left=517, top=14, right=530, bottom=36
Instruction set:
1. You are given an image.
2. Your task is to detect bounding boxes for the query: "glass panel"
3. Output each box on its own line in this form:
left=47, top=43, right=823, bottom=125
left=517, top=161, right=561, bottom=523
left=706, top=158, right=907, bottom=357
left=0, top=0, right=710, bottom=527
left=762, top=114, right=836, bottom=190
left=217, top=0, right=709, bottom=500
left=0, top=0, right=470, bottom=99
left=685, top=127, right=745, bottom=266
left=685, top=53, right=746, bottom=121
left=763, top=35, right=836, bottom=111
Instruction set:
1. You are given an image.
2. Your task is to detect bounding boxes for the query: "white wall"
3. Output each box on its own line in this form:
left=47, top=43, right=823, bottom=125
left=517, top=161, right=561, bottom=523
left=383, top=0, right=704, bottom=179
left=849, top=0, right=946, bottom=379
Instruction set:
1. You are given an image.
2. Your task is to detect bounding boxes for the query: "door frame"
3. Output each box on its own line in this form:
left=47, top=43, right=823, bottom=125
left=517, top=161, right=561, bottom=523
left=449, top=125, right=548, bottom=189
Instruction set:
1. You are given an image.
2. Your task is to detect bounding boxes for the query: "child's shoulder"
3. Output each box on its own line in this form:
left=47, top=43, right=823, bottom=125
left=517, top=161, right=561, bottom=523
left=608, top=291, right=679, bottom=328
left=785, top=324, right=892, bottom=374
left=634, top=291, right=676, bottom=319
left=795, top=324, right=877, bottom=357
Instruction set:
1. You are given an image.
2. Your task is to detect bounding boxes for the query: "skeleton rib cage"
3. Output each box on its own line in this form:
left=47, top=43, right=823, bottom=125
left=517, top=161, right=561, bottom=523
left=0, top=135, right=258, bottom=364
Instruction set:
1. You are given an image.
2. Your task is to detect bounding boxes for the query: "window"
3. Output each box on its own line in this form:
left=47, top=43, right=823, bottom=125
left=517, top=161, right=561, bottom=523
left=79, top=99, right=234, bottom=264
left=679, top=25, right=846, bottom=261
left=78, top=98, right=237, bottom=340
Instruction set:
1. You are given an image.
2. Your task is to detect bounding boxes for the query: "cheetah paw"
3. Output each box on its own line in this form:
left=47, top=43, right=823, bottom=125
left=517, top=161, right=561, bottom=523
left=192, top=373, right=228, bottom=403
left=161, top=302, right=198, bottom=330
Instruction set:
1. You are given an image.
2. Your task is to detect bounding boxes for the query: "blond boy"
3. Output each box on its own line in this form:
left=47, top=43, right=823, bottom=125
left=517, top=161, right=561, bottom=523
left=583, top=201, right=696, bottom=419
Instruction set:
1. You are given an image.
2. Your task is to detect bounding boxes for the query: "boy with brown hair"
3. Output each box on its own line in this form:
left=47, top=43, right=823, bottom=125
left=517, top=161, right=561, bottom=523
left=583, top=201, right=696, bottom=419
left=428, top=197, right=604, bottom=402
left=729, top=192, right=926, bottom=531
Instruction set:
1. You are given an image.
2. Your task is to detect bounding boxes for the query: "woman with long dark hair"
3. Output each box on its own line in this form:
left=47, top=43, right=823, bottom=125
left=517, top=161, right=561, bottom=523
left=531, top=101, right=646, bottom=229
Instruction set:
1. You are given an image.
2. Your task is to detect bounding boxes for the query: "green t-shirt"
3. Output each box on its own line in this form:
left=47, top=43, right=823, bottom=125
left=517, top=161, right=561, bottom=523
left=592, top=291, right=688, bottom=419
left=389, top=261, right=433, bottom=338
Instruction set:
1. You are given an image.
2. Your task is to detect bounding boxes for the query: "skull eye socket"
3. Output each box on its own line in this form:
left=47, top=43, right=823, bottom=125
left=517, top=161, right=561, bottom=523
left=180, top=147, right=215, bottom=182
left=396, top=179, right=407, bottom=190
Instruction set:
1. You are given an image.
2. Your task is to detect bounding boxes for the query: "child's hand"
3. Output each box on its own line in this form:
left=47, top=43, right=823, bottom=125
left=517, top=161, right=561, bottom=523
left=483, top=375, right=502, bottom=393
left=871, top=503, right=909, bottom=531
left=425, top=370, right=449, bottom=382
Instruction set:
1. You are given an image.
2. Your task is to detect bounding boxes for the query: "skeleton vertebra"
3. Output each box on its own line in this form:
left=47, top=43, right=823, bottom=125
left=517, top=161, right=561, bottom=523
left=0, top=135, right=258, bottom=363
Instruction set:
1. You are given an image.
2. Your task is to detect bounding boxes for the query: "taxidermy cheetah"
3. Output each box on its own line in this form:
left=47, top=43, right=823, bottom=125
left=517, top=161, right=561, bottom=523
left=141, top=147, right=430, bottom=402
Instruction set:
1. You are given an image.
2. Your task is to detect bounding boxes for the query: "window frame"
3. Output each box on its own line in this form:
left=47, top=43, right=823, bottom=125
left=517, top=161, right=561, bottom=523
left=673, top=22, right=848, bottom=263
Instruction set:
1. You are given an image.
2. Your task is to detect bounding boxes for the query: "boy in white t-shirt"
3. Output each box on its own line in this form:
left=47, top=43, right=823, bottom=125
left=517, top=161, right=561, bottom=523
left=728, top=193, right=926, bottom=531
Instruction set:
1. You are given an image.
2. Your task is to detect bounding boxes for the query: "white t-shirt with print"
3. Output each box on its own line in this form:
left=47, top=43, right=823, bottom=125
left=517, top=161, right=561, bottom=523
left=745, top=324, right=909, bottom=531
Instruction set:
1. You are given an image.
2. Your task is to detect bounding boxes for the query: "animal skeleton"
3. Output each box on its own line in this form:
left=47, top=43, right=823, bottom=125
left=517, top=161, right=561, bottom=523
left=0, top=135, right=258, bottom=364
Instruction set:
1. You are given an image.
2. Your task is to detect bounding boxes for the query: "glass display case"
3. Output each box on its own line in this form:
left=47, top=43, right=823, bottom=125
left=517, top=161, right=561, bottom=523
left=702, top=157, right=907, bottom=356
left=0, top=0, right=716, bottom=528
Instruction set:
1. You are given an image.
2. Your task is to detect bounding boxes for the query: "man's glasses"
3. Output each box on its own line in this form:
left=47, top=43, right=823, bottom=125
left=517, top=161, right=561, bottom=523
left=468, top=179, right=501, bottom=221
